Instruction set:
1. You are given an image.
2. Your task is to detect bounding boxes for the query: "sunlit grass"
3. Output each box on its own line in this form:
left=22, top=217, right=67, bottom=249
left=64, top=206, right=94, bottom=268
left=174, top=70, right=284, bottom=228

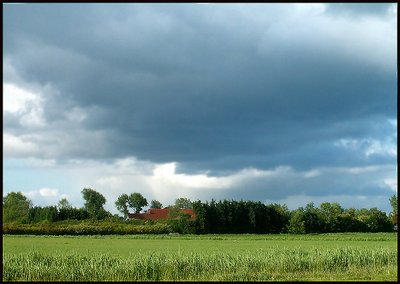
left=2, top=233, right=397, bottom=281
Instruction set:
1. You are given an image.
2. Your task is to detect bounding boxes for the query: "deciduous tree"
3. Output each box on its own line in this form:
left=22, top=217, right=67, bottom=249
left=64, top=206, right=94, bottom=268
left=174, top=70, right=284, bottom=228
left=81, top=188, right=106, bottom=219
left=389, top=195, right=397, bottom=227
left=3, top=192, right=32, bottom=223
left=128, top=193, right=148, bottom=213
left=115, top=194, right=129, bottom=219
left=57, top=198, right=72, bottom=210
left=150, top=200, right=163, bottom=209
left=174, top=197, right=192, bottom=209
left=287, top=209, right=306, bottom=234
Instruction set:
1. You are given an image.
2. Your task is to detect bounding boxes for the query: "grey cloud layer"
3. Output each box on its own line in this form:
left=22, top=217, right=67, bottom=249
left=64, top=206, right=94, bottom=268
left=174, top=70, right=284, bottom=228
left=4, top=4, right=397, bottom=173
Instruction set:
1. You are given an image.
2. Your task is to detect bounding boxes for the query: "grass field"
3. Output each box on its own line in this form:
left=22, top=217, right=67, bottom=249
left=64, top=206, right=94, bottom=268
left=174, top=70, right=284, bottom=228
left=2, top=233, right=397, bottom=281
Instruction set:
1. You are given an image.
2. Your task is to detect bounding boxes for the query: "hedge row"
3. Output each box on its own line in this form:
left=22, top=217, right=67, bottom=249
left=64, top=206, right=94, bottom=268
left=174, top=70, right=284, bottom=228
left=2, top=223, right=173, bottom=235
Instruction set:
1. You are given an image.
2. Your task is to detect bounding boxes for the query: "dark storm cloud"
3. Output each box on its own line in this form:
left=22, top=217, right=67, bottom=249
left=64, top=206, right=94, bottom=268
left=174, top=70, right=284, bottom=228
left=3, top=4, right=397, bottom=173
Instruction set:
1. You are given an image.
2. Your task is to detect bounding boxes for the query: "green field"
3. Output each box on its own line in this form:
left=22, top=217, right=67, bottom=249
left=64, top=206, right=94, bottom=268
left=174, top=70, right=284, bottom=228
left=2, top=233, right=398, bottom=281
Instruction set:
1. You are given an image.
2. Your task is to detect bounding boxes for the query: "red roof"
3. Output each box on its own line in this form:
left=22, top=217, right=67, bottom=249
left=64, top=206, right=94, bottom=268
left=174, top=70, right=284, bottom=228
left=128, top=208, right=196, bottom=221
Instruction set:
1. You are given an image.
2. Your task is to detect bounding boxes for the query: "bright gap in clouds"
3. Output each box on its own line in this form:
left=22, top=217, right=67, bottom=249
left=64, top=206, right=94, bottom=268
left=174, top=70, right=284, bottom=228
left=3, top=83, right=45, bottom=127
left=4, top=83, right=37, bottom=113
left=4, top=157, right=396, bottom=214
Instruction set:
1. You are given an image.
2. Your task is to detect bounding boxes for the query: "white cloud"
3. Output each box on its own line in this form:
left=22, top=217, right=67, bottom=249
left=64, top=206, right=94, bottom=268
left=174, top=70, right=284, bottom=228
left=3, top=128, right=111, bottom=160
left=258, top=5, right=396, bottom=73
left=39, top=187, right=59, bottom=197
left=146, top=165, right=295, bottom=206
left=3, top=83, right=45, bottom=127
left=3, top=133, right=39, bottom=157
left=364, top=139, right=397, bottom=157
left=383, top=178, right=397, bottom=192
left=22, top=187, right=62, bottom=207
left=3, top=83, right=36, bottom=113
left=304, top=169, right=321, bottom=178
left=151, top=162, right=231, bottom=189
left=334, top=136, right=397, bottom=158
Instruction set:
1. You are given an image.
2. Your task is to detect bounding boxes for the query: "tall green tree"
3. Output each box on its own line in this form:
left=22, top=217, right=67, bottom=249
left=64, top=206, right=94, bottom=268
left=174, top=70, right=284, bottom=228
left=268, top=203, right=291, bottom=233
left=174, top=197, right=192, bottom=209
left=319, top=202, right=343, bottom=232
left=303, top=202, right=325, bottom=233
left=28, top=206, right=58, bottom=223
left=363, top=207, right=392, bottom=232
left=128, top=193, right=148, bottom=213
left=57, top=207, right=89, bottom=221
left=389, top=194, right=397, bottom=226
left=115, top=194, right=129, bottom=219
left=3, top=192, right=32, bottom=223
left=287, top=209, right=306, bottom=234
left=192, top=200, right=206, bottom=234
left=337, top=208, right=365, bottom=232
left=150, top=200, right=163, bottom=209
left=81, top=188, right=106, bottom=219
left=57, top=198, right=72, bottom=210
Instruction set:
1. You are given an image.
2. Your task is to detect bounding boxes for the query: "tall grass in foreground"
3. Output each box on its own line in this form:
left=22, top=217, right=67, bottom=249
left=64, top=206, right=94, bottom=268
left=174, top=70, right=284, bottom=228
left=3, top=247, right=397, bottom=281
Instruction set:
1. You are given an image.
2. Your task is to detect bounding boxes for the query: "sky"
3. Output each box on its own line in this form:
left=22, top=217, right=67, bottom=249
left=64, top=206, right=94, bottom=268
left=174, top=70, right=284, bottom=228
left=3, top=3, right=397, bottom=215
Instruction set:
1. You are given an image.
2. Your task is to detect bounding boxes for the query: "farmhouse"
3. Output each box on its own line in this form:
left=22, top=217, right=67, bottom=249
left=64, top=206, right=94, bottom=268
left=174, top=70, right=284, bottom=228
left=128, top=208, right=196, bottom=221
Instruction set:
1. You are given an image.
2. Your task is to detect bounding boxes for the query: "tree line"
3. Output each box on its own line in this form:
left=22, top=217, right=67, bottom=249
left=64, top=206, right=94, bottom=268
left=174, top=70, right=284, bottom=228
left=192, top=199, right=396, bottom=234
left=2, top=189, right=193, bottom=224
left=2, top=188, right=397, bottom=234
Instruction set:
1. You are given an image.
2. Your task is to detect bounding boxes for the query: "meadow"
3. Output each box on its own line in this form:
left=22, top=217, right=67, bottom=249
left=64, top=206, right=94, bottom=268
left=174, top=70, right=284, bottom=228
left=2, top=233, right=397, bottom=281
